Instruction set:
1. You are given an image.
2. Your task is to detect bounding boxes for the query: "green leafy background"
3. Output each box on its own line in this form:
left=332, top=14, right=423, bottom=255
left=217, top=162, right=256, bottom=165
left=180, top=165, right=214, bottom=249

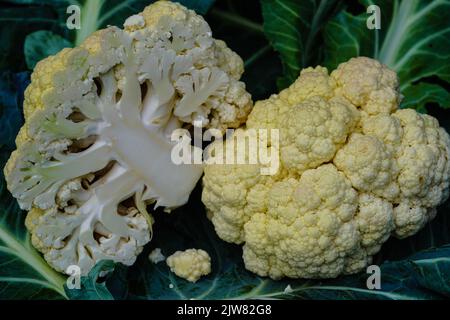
left=0, top=0, right=449, bottom=300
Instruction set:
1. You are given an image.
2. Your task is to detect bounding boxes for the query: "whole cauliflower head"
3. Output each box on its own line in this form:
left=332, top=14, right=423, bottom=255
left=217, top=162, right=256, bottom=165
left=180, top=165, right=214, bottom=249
left=4, top=1, right=252, bottom=275
left=166, top=248, right=211, bottom=282
left=202, top=57, right=450, bottom=279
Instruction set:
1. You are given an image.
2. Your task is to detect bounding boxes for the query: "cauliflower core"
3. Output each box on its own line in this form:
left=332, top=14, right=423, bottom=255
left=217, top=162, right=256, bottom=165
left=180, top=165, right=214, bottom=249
left=202, top=57, right=450, bottom=279
left=4, top=1, right=251, bottom=275
left=166, top=249, right=211, bottom=282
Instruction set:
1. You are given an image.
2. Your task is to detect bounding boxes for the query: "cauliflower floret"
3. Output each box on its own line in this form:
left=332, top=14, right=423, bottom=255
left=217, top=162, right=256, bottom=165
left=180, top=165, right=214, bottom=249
left=242, top=165, right=359, bottom=279
left=334, top=133, right=399, bottom=200
left=361, top=113, right=403, bottom=151
left=279, top=66, right=336, bottom=104
left=354, top=194, right=394, bottom=254
left=202, top=162, right=271, bottom=244
left=247, top=66, right=336, bottom=130
left=393, top=201, right=437, bottom=238
left=246, top=95, right=287, bottom=130
left=393, top=109, right=450, bottom=207
left=202, top=56, right=450, bottom=279
left=331, top=56, right=401, bottom=115
left=4, top=1, right=252, bottom=275
left=166, top=249, right=211, bottom=282
left=279, top=96, right=359, bottom=174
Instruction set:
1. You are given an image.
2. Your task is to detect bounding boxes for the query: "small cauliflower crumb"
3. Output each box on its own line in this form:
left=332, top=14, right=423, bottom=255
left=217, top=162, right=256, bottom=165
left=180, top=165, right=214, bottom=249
left=166, top=249, right=211, bottom=282
left=284, top=285, right=293, bottom=294
left=148, top=248, right=166, bottom=264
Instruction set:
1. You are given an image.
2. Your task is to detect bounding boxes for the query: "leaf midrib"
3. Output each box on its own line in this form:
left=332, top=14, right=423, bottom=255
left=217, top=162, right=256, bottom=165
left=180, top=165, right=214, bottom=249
left=378, top=0, right=417, bottom=67
left=0, top=224, right=67, bottom=298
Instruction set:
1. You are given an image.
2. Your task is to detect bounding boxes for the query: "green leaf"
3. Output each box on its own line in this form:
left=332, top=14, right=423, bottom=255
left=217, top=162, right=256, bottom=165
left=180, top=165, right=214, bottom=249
left=178, top=0, right=216, bottom=15
left=0, top=197, right=67, bottom=300
left=0, top=72, right=29, bottom=150
left=0, top=3, right=67, bottom=71
left=260, top=0, right=342, bottom=89
left=24, top=31, right=72, bottom=69
left=207, top=2, right=282, bottom=100
left=323, top=0, right=450, bottom=111
left=401, top=83, right=450, bottom=112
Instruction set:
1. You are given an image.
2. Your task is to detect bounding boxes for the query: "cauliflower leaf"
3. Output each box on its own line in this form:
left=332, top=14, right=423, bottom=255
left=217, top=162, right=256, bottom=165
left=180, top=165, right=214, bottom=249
left=260, top=0, right=342, bottom=88
left=323, top=0, right=450, bottom=111
left=262, top=0, right=450, bottom=111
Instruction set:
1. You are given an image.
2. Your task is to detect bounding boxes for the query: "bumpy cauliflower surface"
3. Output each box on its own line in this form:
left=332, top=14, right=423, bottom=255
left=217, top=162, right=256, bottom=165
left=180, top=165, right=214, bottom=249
left=202, top=57, right=450, bottom=279
left=4, top=1, right=252, bottom=275
left=166, top=248, right=211, bottom=282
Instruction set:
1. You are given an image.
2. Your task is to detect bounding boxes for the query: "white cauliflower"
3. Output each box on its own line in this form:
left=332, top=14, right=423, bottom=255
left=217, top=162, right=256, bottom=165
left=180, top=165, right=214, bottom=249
left=4, top=1, right=252, bottom=275
left=166, top=248, right=211, bottom=282
left=202, top=57, right=450, bottom=279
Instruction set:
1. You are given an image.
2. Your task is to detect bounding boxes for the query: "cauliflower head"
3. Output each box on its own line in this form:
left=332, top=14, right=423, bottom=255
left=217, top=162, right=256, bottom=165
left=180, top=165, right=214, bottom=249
left=166, top=248, right=211, bottom=282
left=4, top=1, right=252, bottom=275
left=202, top=57, right=450, bottom=279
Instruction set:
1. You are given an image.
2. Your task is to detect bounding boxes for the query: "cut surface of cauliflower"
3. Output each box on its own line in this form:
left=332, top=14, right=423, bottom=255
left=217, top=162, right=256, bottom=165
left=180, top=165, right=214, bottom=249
left=202, top=57, right=450, bottom=279
left=4, top=1, right=252, bottom=275
left=166, top=248, right=211, bottom=282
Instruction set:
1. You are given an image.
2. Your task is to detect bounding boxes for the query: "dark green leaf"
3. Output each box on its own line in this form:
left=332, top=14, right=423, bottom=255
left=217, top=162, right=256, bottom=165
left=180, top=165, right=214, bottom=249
left=401, top=83, right=450, bottom=112
left=206, top=2, right=281, bottom=100
left=323, top=0, right=450, bottom=111
left=261, top=0, right=342, bottom=89
left=24, top=30, right=72, bottom=69
left=0, top=72, right=28, bottom=150
left=178, top=0, right=216, bottom=15
left=0, top=3, right=67, bottom=71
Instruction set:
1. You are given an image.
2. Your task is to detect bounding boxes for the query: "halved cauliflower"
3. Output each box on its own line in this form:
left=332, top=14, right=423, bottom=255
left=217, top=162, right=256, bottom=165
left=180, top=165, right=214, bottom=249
left=4, top=1, right=252, bottom=275
left=202, top=57, right=450, bottom=279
